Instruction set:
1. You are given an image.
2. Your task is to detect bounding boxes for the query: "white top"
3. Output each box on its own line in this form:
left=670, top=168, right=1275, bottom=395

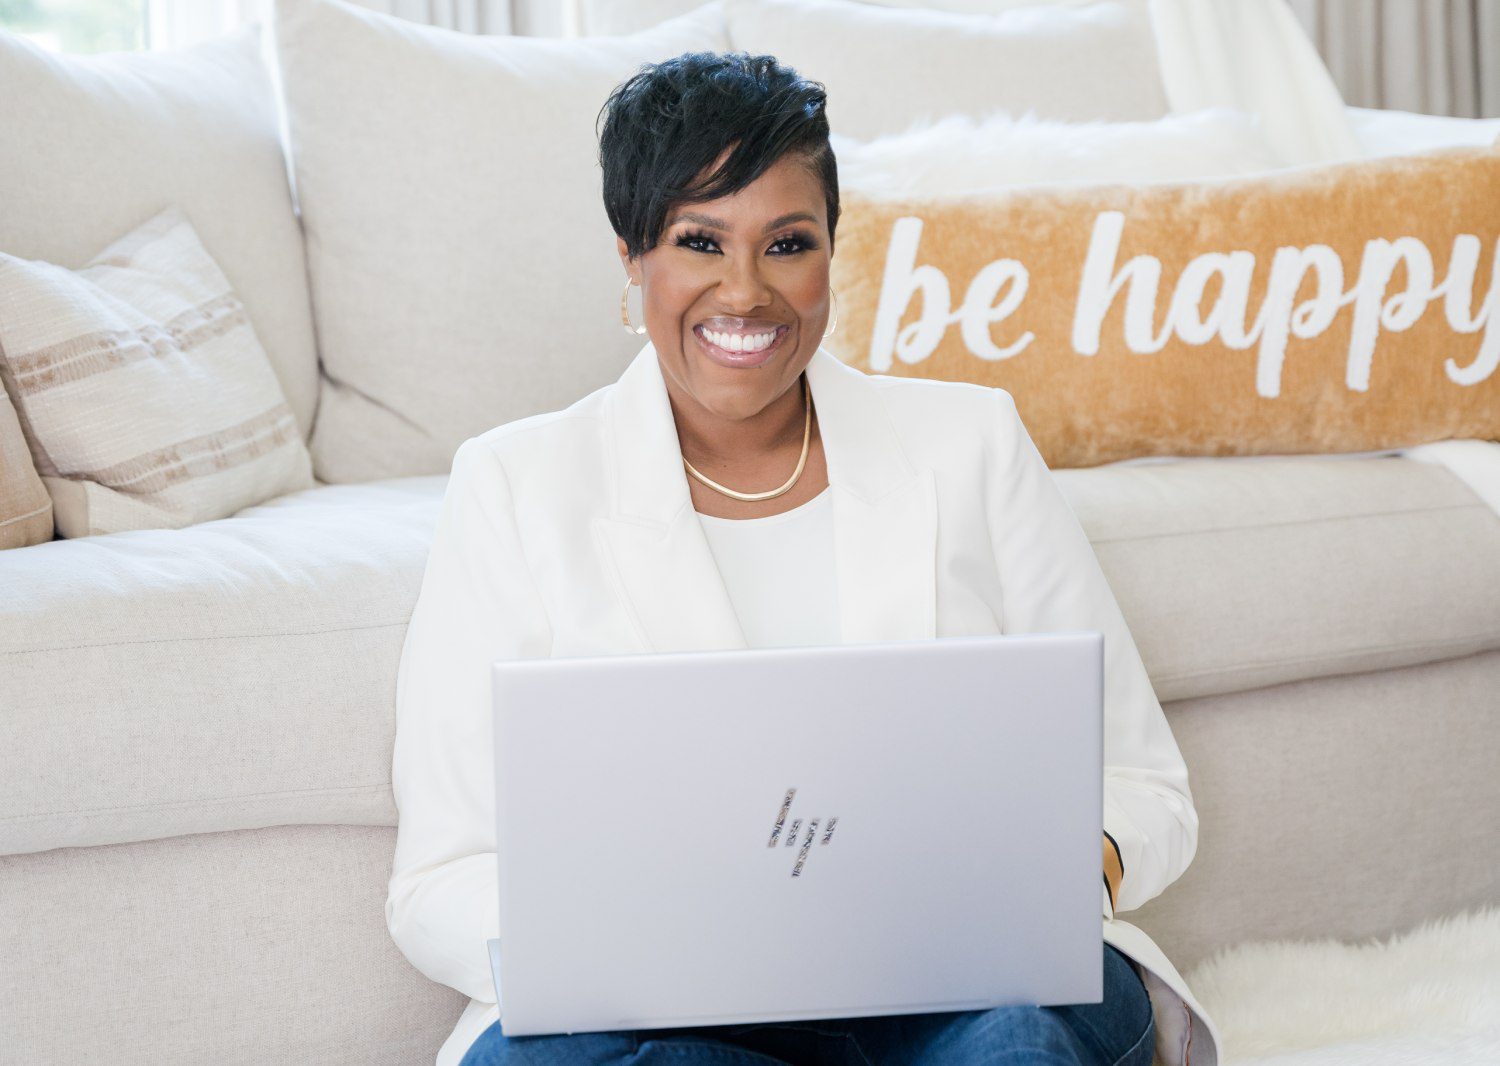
left=696, top=485, right=840, bottom=648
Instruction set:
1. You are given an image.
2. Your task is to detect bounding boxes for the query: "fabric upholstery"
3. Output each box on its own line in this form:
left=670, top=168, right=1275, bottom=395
left=1130, top=648, right=1500, bottom=974
left=1054, top=452, right=1500, bottom=701
left=0, top=206, right=314, bottom=537
left=724, top=0, right=1169, bottom=140
left=0, top=475, right=444, bottom=856
left=0, top=825, right=464, bottom=1065
left=0, top=23, right=318, bottom=439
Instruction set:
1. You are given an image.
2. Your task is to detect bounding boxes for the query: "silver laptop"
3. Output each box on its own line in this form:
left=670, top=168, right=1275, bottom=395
left=488, top=631, right=1104, bottom=1037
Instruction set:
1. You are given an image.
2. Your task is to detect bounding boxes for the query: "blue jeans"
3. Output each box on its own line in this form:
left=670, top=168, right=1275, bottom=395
left=459, top=942, right=1154, bottom=1065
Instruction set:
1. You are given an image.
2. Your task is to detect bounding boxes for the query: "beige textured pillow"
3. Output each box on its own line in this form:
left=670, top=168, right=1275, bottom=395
left=0, top=384, right=52, bottom=549
left=827, top=143, right=1500, bottom=468
left=0, top=206, right=314, bottom=537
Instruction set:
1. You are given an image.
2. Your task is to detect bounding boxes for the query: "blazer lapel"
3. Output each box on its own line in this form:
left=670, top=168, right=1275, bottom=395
left=593, top=341, right=936, bottom=653
left=806, top=347, right=938, bottom=646
left=592, top=342, right=747, bottom=653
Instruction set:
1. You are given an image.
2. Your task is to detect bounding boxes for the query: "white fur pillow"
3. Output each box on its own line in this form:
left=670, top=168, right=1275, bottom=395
left=1346, top=105, right=1500, bottom=159
left=831, top=108, right=1281, bottom=198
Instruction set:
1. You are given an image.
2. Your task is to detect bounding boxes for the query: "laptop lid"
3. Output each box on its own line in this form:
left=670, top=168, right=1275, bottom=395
left=490, top=631, right=1104, bottom=1036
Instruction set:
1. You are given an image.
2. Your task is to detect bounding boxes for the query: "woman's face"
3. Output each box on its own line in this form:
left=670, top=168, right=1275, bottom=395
left=616, top=148, right=833, bottom=426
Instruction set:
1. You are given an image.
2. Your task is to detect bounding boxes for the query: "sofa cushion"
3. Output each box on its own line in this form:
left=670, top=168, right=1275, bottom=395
left=0, top=24, right=318, bottom=440
left=724, top=0, right=1168, bottom=140
left=0, top=475, right=444, bottom=857
left=1056, top=453, right=1500, bottom=702
left=4, top=450, right=1495, bottom=857
left=273, top=0, right=732, bottom=483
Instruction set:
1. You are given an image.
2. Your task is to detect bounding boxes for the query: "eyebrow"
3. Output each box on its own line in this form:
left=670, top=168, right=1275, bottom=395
left=669, top=210, right=819, bottom=234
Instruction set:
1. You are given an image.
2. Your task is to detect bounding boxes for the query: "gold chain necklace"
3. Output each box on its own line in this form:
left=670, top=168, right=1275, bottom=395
left=682, top=376, right=812, bottom=502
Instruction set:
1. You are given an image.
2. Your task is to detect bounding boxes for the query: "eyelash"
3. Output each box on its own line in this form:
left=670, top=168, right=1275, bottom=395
left=674, top=229, right=817, bottom=256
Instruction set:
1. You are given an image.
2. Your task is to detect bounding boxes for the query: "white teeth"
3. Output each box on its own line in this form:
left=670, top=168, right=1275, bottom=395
left=702, top=327, right=778, bottom=353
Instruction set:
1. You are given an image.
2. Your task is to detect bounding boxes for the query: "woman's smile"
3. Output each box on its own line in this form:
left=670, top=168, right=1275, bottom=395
left=691, top=321, right=793, bottom=369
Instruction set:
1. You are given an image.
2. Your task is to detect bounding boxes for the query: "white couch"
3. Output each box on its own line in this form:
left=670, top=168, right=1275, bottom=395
left=3, top=2, right=1498, bottom=1062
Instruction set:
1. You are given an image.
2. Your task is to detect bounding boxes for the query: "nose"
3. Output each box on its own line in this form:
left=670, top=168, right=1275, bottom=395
left=715, top=251, right=774, bottom=313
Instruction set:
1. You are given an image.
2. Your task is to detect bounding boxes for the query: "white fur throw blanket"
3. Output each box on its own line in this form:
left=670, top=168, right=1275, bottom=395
left=1183, top=906, right=1500, bottom=1064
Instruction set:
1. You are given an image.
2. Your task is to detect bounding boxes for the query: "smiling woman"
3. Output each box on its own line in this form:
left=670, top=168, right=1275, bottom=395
left=391, top=45, right=1207, bottom=1066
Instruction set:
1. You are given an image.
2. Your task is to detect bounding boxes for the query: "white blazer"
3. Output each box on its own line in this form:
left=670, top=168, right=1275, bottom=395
left=388, top=342, right=1224, bottom=1066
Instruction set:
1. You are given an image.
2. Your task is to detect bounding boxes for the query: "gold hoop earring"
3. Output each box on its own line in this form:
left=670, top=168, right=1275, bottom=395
left=620, top=277, right=647, bottom=336
left=822, top=286, right=838, bottom=339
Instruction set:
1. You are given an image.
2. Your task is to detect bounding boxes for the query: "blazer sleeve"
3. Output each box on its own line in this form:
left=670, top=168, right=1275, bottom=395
left=985, top=387, right=1198, bottom=917
left=386, top=436, right=553, bottom=1003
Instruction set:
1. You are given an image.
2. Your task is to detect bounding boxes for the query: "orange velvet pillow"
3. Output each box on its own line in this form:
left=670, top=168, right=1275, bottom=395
left=827, top=142, right=1500, bottom=468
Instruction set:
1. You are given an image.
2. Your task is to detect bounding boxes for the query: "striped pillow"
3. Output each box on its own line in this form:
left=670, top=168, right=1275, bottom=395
left=0, top=383, right=52, bottom=549
left=0, top=206, right=313, bottom=537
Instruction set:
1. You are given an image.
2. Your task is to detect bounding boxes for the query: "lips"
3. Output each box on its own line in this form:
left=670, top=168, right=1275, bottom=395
left=692, top=322, right=790, bottom=369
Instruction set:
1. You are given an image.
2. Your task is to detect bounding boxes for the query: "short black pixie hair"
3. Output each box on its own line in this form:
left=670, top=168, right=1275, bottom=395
left=597, top=51, right=839, bottom=261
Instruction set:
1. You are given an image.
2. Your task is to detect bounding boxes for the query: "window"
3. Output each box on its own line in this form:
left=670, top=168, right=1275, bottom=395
left=0, top=0, right=149, bottom=53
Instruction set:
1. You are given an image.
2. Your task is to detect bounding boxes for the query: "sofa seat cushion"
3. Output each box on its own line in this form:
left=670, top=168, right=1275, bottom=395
left=4, top=451, right=1494, bottom=858
left=1055, top=453, right=1500, bottom=702
left=0, top=476, right=444, bottom=857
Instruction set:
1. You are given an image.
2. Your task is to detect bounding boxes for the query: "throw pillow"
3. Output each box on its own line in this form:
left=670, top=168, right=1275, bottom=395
left=825, top=143, right=1500, bottom=468
left=830, top=108, right=1279, bottom=198
left=0, top=385, right=52, bottom=549
left=0, top=206, right=315, bottom=537
left=273, top=0, right=732, bottom=483
left=723, top=0, right=1167, bottom=141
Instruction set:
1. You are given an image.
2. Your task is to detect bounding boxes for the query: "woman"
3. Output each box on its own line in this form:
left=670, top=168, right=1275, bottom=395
left=388, top=50, right=1221, bottom=1066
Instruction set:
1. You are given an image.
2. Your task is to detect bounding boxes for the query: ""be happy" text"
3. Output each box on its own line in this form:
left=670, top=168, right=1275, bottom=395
left=867, top=211, right=1500, bottom=397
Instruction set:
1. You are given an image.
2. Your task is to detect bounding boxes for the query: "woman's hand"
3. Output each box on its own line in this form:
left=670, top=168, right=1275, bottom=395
left=1102, top=832, right=1123, bottom=913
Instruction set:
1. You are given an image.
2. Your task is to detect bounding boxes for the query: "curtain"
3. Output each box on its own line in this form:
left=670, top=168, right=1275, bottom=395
left=1286, top=0, right=1500, bottom=117
left=145, top=0, right=576, bottom=49
left=337, top=0, right=578, bottom=35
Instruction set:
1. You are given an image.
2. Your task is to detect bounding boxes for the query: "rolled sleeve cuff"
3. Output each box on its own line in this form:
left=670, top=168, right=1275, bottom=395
left=1102, top=801, right=1141, bottom=911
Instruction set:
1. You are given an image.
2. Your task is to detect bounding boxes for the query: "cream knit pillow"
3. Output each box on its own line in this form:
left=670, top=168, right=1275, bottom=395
left=0, top=206, right=314, bottom=537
